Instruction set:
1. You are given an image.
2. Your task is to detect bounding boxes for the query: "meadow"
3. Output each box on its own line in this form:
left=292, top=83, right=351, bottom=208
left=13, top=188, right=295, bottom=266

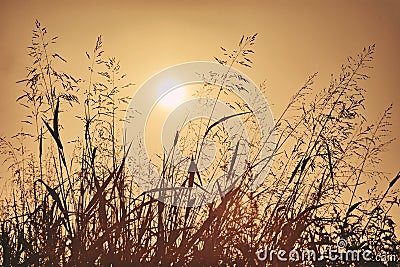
left=0, top=20, right=399, bottom=266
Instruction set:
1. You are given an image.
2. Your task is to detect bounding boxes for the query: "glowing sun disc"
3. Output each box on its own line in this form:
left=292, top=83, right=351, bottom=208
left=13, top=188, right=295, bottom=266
left=158, top=89, right=185, bottom=109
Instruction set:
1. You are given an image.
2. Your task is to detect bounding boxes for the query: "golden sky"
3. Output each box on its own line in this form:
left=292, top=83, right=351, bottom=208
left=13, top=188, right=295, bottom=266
left=0, top=0, right=399, bottom=213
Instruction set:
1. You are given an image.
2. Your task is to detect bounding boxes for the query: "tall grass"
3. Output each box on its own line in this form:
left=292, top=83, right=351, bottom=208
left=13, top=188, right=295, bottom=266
left=0, top=21, right=399, bottom=266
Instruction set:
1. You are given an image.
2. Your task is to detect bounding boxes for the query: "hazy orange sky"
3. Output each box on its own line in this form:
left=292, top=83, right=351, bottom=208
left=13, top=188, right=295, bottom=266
left=0, top=0, right=399, bottom=216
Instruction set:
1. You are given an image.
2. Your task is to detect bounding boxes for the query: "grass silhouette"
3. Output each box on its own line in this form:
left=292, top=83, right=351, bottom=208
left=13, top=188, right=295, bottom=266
left=0, top=20, right=399, bottom=266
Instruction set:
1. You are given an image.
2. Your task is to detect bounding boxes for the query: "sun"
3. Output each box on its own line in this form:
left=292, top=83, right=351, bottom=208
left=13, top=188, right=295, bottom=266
left=158, top=88, right=186, bottom=109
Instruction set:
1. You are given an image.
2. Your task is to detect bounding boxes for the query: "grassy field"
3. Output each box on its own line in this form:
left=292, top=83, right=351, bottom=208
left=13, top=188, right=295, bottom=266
left=0, top=21, right=399, bottom=266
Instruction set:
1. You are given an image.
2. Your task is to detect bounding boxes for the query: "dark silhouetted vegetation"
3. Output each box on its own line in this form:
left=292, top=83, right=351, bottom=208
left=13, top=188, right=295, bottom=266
left=0, top=20, right=399, bottom=266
